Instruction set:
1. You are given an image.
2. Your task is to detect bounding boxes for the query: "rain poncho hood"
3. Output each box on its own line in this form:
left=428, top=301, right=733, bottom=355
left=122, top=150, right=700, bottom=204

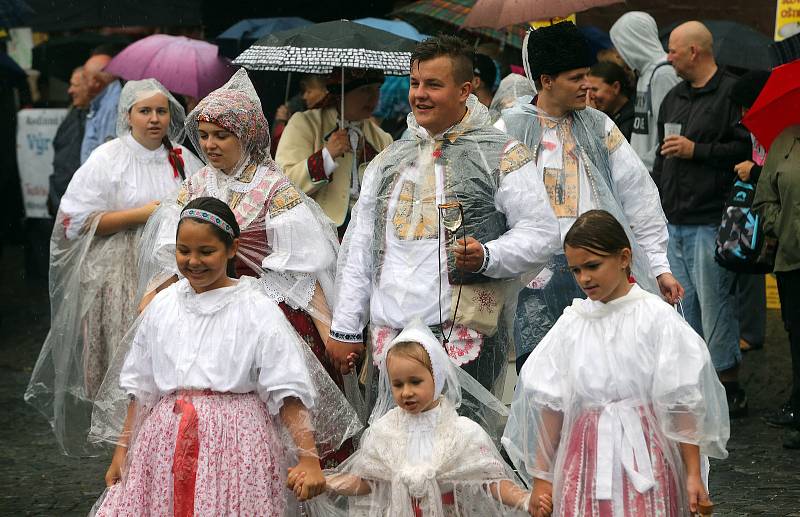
left=115, top=78, right=186, bottom=142
left=609, top=12, right=668, bottom=73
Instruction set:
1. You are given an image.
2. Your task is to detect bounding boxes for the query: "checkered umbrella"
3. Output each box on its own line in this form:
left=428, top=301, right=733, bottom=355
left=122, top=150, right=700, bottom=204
left=391, top=0, right=528, bottom=49
left=234, top=20, right=418, bottom=129
left=233, top=19, right=417, bottom=75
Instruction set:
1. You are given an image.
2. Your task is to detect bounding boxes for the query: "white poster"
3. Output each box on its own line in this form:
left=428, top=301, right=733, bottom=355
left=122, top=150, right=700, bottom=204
left=16, top=108, right=68, bottom=218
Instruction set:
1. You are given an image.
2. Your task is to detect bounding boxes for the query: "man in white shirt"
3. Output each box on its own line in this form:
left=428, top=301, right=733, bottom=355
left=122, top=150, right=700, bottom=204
left=326, top=36, right=560, bottom=402
left=497, top=22, right=683, bottom=371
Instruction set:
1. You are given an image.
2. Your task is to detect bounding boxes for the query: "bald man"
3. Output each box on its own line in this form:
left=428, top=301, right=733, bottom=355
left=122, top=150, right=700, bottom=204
left=653, top=21, right=751, bottom=417
left=80, top=51, right=122, bottom=163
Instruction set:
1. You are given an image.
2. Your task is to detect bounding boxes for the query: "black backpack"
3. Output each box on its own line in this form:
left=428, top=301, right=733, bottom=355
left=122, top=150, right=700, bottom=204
left=714, top=179, right=776, bottom=274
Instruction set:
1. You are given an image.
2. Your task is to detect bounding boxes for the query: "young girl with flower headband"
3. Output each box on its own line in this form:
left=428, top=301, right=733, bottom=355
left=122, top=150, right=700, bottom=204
left=90, top=197, right=360, bottom=516
left=137, top=69, right=356, bottom=467
left=290, top=319, right=533, bottom=516
left=503, top=210, right=730, bottom=517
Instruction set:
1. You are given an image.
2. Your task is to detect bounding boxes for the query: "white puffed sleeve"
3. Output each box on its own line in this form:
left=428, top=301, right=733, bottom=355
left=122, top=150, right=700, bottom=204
left=652, top=306, right=730, bottom=459
left=484, top=151, right=561, bottom=279
left=255, top=302, right=317, bottom=414
left=502, top=315, right=570, bottom=484
left=119, top=309, right=157, bottom=399
left=58, top=149, right=115, bottom=240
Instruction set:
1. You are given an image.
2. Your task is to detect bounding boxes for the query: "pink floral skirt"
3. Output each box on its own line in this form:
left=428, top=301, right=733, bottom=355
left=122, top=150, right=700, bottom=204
left=558, top=408, right=684, bottom=517
left=95, top=391, right=286, bottom=517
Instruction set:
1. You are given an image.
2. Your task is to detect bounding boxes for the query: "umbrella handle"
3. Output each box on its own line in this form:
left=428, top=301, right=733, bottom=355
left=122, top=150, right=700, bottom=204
left=284, top=71, right=292, bottom=105
left=340, top=67, right=345, bottom=130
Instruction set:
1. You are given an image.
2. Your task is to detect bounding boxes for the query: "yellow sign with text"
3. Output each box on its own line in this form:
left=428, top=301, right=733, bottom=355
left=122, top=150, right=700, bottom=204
left=775, top=0, right=800, bottom=40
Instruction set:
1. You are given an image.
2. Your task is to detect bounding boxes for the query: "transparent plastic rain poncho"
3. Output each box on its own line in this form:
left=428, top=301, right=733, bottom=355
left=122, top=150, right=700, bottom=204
left=300, top=319, right=530, bottom=517
left=24, top=78, right=203, bottom=456
left=88, top=275, right=362, bottom=516
left=488, top=73, right=537, bottom=124
left=329, top=94, right=560, bottom=429
left=499, top=94, right=670, bottom=358
left=502, top=285, right=730, bottom=516
left=137, top=68, right=339, bottom=326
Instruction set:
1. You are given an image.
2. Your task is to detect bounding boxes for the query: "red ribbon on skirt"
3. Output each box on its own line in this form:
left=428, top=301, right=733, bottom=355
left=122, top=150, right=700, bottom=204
left=172, top=397, right=200, bottom=517
left=412, top=491, right=455, bottom=517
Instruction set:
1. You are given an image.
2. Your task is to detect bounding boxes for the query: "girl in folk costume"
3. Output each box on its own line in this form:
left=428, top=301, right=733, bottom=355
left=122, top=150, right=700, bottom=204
left=138, top=69, right=355, bottom=466
left=291, top=319, right=533, bottom=517
left=503, top=210, right=730, bottom=517
left=90, top=197, right=360, bottom=516
left=25, top=79, right=203, bottom=456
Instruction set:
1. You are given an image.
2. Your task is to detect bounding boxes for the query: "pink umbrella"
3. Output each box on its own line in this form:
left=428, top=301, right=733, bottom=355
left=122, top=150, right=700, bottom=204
left=464, top=0, right=623, bottom=29
left=105, top=34, right=237, bottom=99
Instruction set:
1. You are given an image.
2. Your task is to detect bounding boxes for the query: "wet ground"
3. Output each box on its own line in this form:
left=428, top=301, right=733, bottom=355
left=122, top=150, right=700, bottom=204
left=1, top=243, right=799, bottom=516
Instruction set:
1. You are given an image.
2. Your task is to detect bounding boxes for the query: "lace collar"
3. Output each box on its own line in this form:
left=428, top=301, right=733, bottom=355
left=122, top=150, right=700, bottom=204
left=205, top=162, right=271, bottom=199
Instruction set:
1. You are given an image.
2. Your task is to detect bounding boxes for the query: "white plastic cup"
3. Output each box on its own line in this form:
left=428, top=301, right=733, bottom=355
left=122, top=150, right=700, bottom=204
left=664, top=123, right=682, bottom=138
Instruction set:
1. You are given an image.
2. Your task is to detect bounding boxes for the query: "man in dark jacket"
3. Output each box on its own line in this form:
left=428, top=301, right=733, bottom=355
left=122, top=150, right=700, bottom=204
left=48, top=67, right=90, bottom=215
left=654, top=21, right=751, bottom=416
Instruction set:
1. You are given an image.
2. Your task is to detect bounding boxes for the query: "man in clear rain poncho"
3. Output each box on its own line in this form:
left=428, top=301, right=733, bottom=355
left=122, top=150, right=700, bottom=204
left=496, top=22, right=683, bottom=372
left=325, top=35, right=560, bottom=429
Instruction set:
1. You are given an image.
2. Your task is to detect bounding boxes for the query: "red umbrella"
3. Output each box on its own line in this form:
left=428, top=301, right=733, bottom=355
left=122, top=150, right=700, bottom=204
left=105, top=34, right=237, bottom=99
left=743, top=59, right=800, bottom=151
left=464, top=0, right=622, bottom=29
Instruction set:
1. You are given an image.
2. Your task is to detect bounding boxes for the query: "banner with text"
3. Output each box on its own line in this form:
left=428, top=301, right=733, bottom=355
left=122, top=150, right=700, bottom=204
left=16, top=108, right=68, bottom=218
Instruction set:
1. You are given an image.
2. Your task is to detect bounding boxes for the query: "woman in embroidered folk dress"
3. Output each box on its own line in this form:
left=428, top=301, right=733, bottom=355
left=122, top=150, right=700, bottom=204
left=25, top=79, right=203, bottom=455
left=292, top=319, right=532, bottom=517
left=138, top=69, right=355, bottom=466
left=503, top=210, right=730, bottom=517
left=90, top=197, right=359, bottom=516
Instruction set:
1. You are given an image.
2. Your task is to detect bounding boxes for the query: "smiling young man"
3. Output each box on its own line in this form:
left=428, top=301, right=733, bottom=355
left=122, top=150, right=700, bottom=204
left=326, top=35, right=560, bottom=415
left=496, top=21, right=683, bottom=372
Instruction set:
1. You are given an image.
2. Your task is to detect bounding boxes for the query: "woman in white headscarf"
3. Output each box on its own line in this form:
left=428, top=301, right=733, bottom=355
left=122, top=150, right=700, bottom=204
left=25, top=79, right=204, bottom=456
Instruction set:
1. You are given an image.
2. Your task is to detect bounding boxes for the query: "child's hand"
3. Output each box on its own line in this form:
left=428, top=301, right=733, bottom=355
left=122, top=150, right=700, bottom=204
left=537, top=493, right=553, bottom=517
left=686, top=473, right=709, bottom=514
left=345, top=352, right=359, bottom=372
left=530, top=479, right=552, bottom=517
left=104, top=446, right=127, bottom=487
left=289, top=458, right=326, bottom=501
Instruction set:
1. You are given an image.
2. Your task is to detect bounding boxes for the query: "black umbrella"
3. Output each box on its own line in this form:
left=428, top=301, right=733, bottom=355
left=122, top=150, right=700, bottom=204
left=235, top=20, right=417, bottom=128
left=0, top=0, right=34, bottom=27
left=32, top=33, right=132, bottom=82
left=770, top=32, right=800, bottom=67
left=234, top=19, right=417, bottom=76
left=23, top=0, right=201, bottom=31
left=659, top=20, right=772, bottom=72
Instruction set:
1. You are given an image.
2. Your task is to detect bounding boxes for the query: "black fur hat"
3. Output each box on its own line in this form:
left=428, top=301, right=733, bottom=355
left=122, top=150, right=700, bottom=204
left=526, top=21, right=593, bottom=82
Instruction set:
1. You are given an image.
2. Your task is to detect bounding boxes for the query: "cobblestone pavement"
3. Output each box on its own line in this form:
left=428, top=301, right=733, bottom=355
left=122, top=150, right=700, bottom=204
left=2, top=244, right=800, bottom=516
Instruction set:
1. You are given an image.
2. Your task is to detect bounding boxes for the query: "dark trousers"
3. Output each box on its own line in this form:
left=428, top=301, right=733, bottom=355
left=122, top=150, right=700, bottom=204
left=776, top=270, right=800, bottom=411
